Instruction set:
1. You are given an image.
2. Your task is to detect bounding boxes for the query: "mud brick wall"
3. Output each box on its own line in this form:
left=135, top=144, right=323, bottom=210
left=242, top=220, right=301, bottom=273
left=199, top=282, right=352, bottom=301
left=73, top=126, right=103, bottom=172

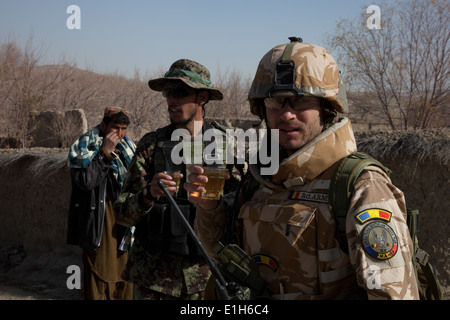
left=0, top=128, right=448, bottom=293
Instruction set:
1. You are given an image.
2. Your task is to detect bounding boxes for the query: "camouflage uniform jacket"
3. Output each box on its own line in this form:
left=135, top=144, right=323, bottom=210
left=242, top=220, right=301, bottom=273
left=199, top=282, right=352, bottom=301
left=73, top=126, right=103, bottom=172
left=195, top=117, right=419, bottom=300
left=114, top=123, right=209, bottom=298
left=114, top=122, right=238, bottom=298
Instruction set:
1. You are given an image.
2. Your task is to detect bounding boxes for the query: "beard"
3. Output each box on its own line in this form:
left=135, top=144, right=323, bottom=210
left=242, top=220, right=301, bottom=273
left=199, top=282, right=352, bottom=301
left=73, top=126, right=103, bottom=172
left=271, top=119, right=324, bottom=155
left=169, top=109, right=198, bottom=126
left=168, top=102, right=200, bottom=126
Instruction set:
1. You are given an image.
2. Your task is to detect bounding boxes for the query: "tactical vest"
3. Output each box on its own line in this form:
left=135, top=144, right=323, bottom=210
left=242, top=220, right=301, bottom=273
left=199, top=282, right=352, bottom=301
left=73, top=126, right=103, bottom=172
left=230, top=153, right=439, bottom=300
left=235, top=162, right=360, bottom=299
left=135, top=121, right=234, bottom=256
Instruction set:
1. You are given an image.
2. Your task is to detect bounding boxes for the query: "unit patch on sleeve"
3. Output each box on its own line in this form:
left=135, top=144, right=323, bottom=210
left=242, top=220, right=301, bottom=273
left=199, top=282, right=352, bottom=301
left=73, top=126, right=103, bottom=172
left=362, top=221, right=398, bottom=260
left=356, top=208, right=392, bottom=224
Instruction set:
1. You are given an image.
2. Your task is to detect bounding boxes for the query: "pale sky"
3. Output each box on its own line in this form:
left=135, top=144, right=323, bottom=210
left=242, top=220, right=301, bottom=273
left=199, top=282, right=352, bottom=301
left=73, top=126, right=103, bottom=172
left=0, top=0, right=375, bottom=80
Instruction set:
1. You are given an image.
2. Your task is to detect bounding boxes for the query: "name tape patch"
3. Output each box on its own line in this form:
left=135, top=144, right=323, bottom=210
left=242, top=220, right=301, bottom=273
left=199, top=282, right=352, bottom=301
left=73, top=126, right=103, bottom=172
left=288, top=191, right=328, bottom=203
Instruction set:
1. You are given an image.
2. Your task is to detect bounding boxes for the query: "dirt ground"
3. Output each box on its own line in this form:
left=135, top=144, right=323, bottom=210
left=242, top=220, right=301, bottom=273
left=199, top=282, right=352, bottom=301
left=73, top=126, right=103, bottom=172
left=0, top=250, right=448, bottom=300
left=0, top=250, right=83, bottom=300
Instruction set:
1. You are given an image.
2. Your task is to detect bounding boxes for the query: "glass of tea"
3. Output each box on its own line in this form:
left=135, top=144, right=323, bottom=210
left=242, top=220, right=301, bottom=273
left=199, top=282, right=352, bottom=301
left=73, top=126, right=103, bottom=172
left=166, top=170, right=181, bottom=193
left=199, top=167, right=227, bottom=200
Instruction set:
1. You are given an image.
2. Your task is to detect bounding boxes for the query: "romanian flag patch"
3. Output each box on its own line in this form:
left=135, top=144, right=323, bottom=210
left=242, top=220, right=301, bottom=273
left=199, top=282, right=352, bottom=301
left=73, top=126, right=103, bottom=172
left=253, top=254, right=278, bottom=271
left=356, top=209, right=392, bottom=224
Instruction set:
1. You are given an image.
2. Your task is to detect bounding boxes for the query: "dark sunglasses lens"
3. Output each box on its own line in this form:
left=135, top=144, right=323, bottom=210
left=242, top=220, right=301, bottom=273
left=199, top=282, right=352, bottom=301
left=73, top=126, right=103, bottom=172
left=162, top=86, right=194, bottom=98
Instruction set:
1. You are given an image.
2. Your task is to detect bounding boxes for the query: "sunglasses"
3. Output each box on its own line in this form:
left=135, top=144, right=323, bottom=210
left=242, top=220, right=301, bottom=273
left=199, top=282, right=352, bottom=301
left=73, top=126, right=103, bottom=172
left=162, top=85, right=196, bottom=99
left=264, top=96, right=319, bottom=111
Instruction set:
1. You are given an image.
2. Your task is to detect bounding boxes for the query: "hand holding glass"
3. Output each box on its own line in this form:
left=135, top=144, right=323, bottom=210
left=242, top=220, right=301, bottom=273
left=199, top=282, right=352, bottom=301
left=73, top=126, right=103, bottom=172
left=191, top=167, right=227, bottom=200
left=166, top=170, right=181, bottom=193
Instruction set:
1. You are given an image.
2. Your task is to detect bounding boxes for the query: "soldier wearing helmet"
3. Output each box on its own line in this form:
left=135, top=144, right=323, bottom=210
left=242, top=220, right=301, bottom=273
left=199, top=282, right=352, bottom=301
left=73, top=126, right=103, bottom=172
left=188, top=38, right=419, bottom=300
left=114, top=59, right=238, bottom=300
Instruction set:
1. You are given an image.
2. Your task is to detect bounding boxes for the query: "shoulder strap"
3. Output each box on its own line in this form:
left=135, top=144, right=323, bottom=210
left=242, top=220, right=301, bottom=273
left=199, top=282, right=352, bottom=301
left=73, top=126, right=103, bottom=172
left=330, top=152, right=443, bottom=299
left=329, top=152, right=391, bottom=243
left=407, top=208, right=443, bottom=300
left=209, top=120, right=227, bottom=132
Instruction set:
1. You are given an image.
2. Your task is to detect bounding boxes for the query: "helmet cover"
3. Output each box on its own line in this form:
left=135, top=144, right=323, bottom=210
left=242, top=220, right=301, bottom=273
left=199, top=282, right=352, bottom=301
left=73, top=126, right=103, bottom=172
left=248, top=40, right=348, bottom=116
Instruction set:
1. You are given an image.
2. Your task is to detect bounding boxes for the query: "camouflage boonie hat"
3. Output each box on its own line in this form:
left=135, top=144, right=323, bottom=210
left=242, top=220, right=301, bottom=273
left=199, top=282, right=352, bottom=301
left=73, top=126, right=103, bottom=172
left=248, top=37, right=348, bottom=116
left=148, top=59, right=223, bottom=100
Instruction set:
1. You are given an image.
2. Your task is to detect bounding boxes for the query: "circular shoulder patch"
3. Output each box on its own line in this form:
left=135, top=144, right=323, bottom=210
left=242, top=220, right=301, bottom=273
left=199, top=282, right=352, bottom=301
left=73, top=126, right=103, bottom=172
left=362, top=221, right=398, bottom=260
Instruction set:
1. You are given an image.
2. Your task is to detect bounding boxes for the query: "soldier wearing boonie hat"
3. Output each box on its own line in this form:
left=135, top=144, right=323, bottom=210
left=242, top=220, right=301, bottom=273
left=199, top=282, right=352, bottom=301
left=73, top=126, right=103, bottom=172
left=114, top=59, right=239, bottom=300
left=148, top=59, right=223, bottom=101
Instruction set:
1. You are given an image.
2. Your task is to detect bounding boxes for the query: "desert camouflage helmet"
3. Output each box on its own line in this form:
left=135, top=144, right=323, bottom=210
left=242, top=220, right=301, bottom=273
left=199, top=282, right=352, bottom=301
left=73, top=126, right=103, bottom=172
left=148, top=59, right=223, bottom=100
left=248, top=37, right=348, bottom=117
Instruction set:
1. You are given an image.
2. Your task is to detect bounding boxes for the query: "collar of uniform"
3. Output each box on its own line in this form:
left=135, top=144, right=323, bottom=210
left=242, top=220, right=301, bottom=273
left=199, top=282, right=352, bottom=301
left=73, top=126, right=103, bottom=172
left=271, top=117, right=357, bottom=187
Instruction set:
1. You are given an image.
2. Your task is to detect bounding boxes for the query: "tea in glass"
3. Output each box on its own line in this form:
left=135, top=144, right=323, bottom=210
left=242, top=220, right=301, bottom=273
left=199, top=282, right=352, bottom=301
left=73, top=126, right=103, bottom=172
left=167, top=170, right=181, bottom=193
left=201, top=167, right=227, bottom=200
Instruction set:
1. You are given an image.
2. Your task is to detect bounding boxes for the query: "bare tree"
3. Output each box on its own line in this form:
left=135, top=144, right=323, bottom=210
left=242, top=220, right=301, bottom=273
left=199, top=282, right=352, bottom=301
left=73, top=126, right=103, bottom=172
left=0, top=38, right=258, bottom=147
left=328, top=0, right=449, bottom=130
left=107, top=70, right=167, bottom=140
left=208, top=66, right=253, bottom=120
left=0, top=36, right=45, bottom=146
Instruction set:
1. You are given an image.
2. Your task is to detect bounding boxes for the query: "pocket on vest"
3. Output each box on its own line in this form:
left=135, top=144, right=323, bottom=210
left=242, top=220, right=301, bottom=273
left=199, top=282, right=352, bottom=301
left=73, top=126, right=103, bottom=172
left=169, top=204, right=190, bottom=237
left=148, top=203, right=167, bottom=234
left=239, top=200, right=317, bottom=249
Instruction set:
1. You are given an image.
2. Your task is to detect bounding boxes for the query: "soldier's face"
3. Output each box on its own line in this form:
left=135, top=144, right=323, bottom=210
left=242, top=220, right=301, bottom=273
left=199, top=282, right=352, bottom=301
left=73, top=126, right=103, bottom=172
left=265, top=96, right=324, bottom=153
left=163, top=82, right=207, bottom=127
